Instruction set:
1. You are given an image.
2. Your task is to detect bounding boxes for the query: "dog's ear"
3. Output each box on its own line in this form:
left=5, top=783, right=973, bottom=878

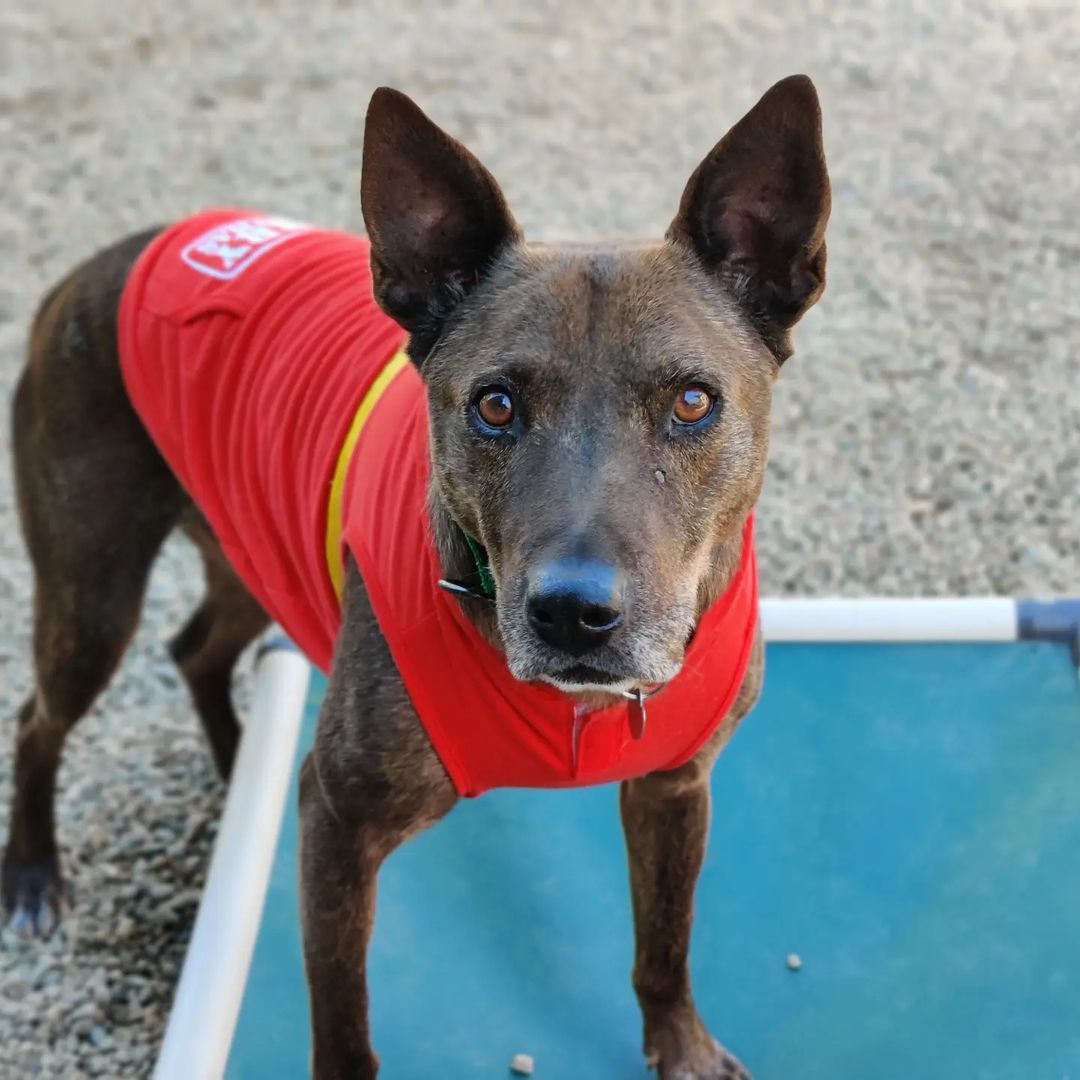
left=667, top=74, right=830, bottom=363
left=362, top=88, right=521, bottom=355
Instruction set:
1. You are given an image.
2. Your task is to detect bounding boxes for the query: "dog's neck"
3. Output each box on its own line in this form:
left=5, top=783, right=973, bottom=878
left=429, top=491, right=504, bottom=646
left=694, top=516, right=752, bottom=616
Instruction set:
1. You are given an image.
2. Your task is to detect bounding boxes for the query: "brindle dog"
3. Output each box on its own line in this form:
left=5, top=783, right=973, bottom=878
left=3, top=75, right=829, bottom=1078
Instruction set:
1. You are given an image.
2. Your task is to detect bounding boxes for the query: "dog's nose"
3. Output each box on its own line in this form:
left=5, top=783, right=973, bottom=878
left=526, top=557, right=625, bottom=656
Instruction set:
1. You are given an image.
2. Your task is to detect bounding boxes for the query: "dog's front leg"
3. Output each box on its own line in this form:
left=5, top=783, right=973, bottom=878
left=620, top=637, right=763, bottom=1080
left=621, top=763, right=750, bottom=1080
left=298, top=736, right=456, bottom=1079
left=299, top=563, right=457, bottom=1079
left=298, top=762, right=382, bottom=1078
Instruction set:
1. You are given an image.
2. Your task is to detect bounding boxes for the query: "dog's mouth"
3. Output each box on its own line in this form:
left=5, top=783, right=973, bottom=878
left=539, top=663, right=664, bottom=697
left=561, top=663, right=620, bottom=685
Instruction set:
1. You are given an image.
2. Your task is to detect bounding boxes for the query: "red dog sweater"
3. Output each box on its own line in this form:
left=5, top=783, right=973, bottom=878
left=119, top=209, right=759, bottom=796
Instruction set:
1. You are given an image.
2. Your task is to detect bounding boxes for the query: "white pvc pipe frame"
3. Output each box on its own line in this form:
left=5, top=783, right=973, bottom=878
left=760, top=597, right=1018, bottom=642
left=155, top=643, right=310, bottom=1080
left=154, top=598, right=1027, bottom=1079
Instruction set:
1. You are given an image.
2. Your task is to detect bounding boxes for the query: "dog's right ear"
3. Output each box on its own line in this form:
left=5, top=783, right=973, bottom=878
left=361, top=88, right=521, bottom=355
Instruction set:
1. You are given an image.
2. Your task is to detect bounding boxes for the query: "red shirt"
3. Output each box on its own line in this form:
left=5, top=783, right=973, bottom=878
left=119, top=209, right=759, bottom=796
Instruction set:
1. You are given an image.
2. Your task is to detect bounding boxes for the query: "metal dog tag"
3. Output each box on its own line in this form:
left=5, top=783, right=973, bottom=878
left=628, top=690, right=647, bottom=740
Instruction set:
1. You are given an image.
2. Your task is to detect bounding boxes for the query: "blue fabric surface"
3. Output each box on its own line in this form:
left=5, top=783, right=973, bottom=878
left=227, top=642, right=1080, bottom=1079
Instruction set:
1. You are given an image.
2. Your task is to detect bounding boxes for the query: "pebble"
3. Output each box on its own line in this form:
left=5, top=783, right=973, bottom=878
left=72, top=1015, right=97, bottom=1038
left=108, top=1002, right=135, bottom=1025
left=786, top=953, right=803, bottom=972
left=510, top=1052, right=535, bottom=1075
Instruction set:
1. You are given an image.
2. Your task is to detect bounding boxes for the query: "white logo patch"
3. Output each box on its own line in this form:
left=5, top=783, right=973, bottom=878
left=180, top=216, right=313, bottom=280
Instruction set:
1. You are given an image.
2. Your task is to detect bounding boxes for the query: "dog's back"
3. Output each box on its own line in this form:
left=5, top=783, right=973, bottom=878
left=119, top=209, right=404, bottom=669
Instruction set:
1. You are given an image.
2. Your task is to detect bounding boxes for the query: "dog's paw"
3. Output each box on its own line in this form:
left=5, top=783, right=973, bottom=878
left=646, top=1040, right=750, bottom=1080
left=1, top=850, right=65, bottom=939
left=644, top=1007, right=751, bottom=1080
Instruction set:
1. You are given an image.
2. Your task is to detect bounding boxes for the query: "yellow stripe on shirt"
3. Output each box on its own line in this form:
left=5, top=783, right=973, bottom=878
left=325, top=348, right=410, bottom=600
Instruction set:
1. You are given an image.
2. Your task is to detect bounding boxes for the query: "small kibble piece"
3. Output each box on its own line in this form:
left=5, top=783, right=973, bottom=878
left=786, top=953, right=802, bottom=972
left=510, top=1052, right=535, bottom=1075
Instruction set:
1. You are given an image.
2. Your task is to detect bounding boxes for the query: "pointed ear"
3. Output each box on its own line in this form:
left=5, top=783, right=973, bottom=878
left=667, top=75, right=831, bottom=362
left=361, top=88, right=521, bottom=354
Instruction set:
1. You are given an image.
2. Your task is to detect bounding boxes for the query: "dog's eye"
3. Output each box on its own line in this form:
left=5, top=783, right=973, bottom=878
left=672, top=385, right=715, bottom=426
left=474, top=386, right=515, bottom=429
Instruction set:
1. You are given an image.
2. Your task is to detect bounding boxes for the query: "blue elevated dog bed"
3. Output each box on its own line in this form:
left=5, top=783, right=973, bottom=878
left=157, top=600, right=1080, bottom=1080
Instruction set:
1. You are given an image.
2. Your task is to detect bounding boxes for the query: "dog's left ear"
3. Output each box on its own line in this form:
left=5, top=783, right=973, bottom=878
left=362, top=87, right=522, bottom=357
left=667, top=74, right=831, bottom=363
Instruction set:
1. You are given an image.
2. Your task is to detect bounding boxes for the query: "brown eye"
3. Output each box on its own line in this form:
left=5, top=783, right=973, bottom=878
left=475, top=387, right=515, bottom=429
left=672, top=385, right=715, bottom=425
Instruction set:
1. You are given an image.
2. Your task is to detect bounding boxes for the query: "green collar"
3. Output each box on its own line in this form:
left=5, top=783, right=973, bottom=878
left=462, top=532, right=496, bottom=598
left=437, top=529, right=496, bottom=602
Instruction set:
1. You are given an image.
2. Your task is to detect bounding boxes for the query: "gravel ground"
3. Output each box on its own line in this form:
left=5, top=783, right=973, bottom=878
left=1, top=0, right=1077, bottom=1075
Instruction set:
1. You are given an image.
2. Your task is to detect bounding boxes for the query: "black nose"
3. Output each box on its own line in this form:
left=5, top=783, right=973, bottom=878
left=526, top=557, right=625, bottom=656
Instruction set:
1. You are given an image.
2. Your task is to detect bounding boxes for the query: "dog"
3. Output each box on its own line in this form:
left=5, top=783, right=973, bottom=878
left=3, top=75, right=829, bottom=1078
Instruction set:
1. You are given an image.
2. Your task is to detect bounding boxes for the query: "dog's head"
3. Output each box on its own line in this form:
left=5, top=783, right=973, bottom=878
left=361, top=77, right=830, bottom=696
